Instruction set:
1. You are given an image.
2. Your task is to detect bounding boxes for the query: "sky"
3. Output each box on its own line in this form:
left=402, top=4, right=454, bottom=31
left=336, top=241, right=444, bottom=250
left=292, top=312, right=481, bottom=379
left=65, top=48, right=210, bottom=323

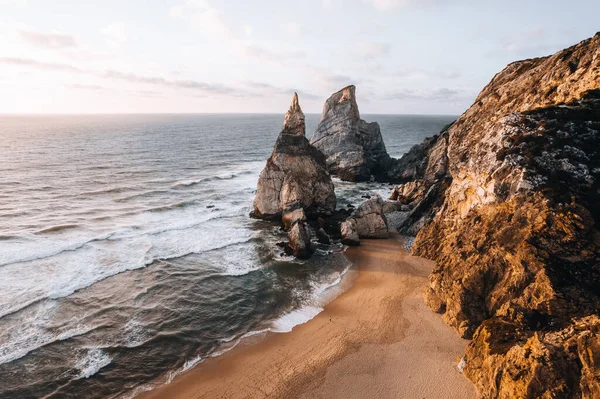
left=0, top=0, right=598, bottom=115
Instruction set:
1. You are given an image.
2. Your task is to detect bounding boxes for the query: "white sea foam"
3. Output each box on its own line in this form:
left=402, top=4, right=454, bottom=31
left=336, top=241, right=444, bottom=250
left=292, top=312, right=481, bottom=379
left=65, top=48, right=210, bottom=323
left=123, top=317, right=149, bottom=348
left=166, top=355, right=204, bottom=384
left=0, top=303, right=97, bottom=365
left=158, top=261, right=354, bottom=387
left=270, top=305, right=324, bottom=333
left=76, top=349, right=112, bottom=379
left=0, top=213, right=255, bottom=319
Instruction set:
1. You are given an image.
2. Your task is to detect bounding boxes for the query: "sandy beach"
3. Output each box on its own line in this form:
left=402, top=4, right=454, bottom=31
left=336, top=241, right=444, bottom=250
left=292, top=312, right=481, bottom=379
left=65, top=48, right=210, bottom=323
left=140, top=236, right=477, bottom=399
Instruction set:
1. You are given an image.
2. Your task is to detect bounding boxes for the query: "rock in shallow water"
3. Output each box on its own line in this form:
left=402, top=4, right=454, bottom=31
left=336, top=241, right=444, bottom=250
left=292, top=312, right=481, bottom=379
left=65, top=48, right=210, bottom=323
left=287, top=221, right=311, bottom=259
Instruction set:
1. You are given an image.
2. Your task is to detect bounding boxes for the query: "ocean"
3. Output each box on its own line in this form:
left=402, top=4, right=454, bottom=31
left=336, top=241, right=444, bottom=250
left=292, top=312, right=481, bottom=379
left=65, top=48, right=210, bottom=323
left=0, top=113, right=455, bottom=398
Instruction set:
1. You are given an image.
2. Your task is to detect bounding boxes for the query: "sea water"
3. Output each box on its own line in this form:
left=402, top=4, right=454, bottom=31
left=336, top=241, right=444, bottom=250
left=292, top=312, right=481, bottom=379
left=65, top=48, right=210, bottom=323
left=0, top=113, right=454, bottom=398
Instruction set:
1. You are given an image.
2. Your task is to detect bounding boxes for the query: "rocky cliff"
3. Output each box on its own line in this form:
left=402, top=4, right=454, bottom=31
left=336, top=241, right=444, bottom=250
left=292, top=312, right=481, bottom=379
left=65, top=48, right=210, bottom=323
left=310, top=85, right=394, bottom=182
left=252, top=93, right=336, bottom=258
left=394, top=33, right=600, bottom=397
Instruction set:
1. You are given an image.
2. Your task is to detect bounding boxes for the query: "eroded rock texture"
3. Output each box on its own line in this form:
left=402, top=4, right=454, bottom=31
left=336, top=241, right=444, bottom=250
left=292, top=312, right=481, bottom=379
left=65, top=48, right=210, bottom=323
left=340, top=195, right=389, bottom=245
left=388, top=125, right=452, bottom=235
left=253, top=93, right=336, bottom=220
left=253, top=93, right=336, bottom=258
left=310, top=85, right=393, bottom=182
left=396, top=33, right=600, bottom=397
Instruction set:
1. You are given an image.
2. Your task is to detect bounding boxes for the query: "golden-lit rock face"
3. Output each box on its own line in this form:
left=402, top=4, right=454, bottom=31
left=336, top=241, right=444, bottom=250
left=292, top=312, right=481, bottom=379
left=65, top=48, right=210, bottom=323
left=402, top=33, right=600, bottom=397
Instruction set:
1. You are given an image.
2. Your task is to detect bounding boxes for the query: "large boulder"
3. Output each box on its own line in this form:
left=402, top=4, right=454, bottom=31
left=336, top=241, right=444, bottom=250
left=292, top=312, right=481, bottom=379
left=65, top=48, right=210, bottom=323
left=310, top=85, right=393, bottom=182
left=392, top=33, right=600, bottom=397
left=341, top=195, right=389, bottom=245
left=350, top=195, right=389, bottom=238
left=253, top=93, right=336, bottom=220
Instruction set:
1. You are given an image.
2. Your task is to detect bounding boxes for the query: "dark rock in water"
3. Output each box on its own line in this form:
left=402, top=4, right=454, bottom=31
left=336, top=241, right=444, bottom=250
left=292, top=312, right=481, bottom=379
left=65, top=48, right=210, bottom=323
left=287, top=221, right=311, bottom=259
left=315, top=228, right=331, bottom=245
left=391, top=32, right=600, bottom=398
left=252, top=93, right=336, bottom=259
left=206, top=205, right=215, bottom=209
left=253, top=93, right=336, bottom=220
left=317, top=208, right=350, bottom=240
left=310, top=85, right=394, bottom=182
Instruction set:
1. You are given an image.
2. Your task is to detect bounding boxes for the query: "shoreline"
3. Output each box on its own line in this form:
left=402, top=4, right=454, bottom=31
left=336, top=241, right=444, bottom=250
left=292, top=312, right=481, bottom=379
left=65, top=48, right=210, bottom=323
left=138, top=235, right=477, bottom=399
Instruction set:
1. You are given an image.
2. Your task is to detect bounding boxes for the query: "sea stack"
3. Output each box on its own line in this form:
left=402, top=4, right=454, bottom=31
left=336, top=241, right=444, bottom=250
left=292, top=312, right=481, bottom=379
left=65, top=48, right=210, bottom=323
left=392, top=33, right=600, bottom=398
left=310, top=85, right=393, bottom=182
left=252, top=93, right=336, bottom=258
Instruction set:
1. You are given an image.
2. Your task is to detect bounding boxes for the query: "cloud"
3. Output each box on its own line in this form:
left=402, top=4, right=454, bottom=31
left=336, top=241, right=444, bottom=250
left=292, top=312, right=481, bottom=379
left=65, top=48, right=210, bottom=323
left=170, top=0, right=304, bottom=65
left=490, top=25, right=577, bottom=59
left=321, top=0, right=339, bottom=8
left=130, top=90, right=166, bottom=98
left=382, top=87, right=469, bottom=102
left=67, top=83, right=107, bottom=91
left=285, top=22, right=301, bottom=35
left=242, top=43, right=306, bottom=62
left=368, top=0, right=410, bottom=10
left=243, top=81, right=321, bottom=100
left=18, top=29, right=77, bottom=49
left=394, top=66, right=461, bottom=80
left=103, top=23, right=128, bottom=45
left=354, top=41, right=391, bottom=58
left=170, top=0, right=231, bottom=37
left=0, top=56, right=83, bottom=72
left=0, top=0, right=26, bottom=6
left=0, top=56, right=243, bottom=97
left=103, top=70, right=239, bottom=95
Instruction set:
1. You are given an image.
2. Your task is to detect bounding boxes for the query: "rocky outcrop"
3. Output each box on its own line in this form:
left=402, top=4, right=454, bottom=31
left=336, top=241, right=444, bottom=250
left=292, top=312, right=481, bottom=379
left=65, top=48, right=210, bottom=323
left=392, top=33, right=600, bottom=397
left=340, top=195, right=389, bottom=245
left=253, top=93, right=336, bottom=258
left=387, top=126, right=452, bottom=235
left=253, top=93, right=336, bottom=220
left=310, top=85, right=394, bottom=182
left=464, top=315, right=600, bottom=399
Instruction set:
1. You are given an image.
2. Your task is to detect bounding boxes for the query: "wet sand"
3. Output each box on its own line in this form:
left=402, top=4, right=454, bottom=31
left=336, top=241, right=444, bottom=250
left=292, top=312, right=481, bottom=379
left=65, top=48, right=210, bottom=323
left=139, top=236, right=477, bottom=399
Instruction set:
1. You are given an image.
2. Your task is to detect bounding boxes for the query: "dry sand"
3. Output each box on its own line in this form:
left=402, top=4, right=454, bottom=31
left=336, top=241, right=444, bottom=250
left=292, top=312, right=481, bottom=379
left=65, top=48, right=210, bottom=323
left=139, top=236, right=477, bottom=399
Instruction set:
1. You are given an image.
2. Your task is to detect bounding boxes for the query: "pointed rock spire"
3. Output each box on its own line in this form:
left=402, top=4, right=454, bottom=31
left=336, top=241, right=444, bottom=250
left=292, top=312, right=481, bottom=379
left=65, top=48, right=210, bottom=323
left=321, top=85, right=359, bottom=121
left=282, top=92, right=306, bottom=136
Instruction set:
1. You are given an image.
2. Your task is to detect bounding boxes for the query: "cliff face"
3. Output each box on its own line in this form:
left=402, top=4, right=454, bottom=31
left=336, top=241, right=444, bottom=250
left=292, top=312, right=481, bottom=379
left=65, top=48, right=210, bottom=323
left=310, top=85, right=393, bottom=182
left=399, top=34, right=600, bottom=397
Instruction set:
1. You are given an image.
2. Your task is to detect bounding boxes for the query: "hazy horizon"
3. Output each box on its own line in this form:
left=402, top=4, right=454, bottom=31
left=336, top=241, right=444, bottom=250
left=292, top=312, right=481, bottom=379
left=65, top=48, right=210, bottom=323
left=1, top=0, right=598, bottom=114
left=0, top=111, right=460, bottom=116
